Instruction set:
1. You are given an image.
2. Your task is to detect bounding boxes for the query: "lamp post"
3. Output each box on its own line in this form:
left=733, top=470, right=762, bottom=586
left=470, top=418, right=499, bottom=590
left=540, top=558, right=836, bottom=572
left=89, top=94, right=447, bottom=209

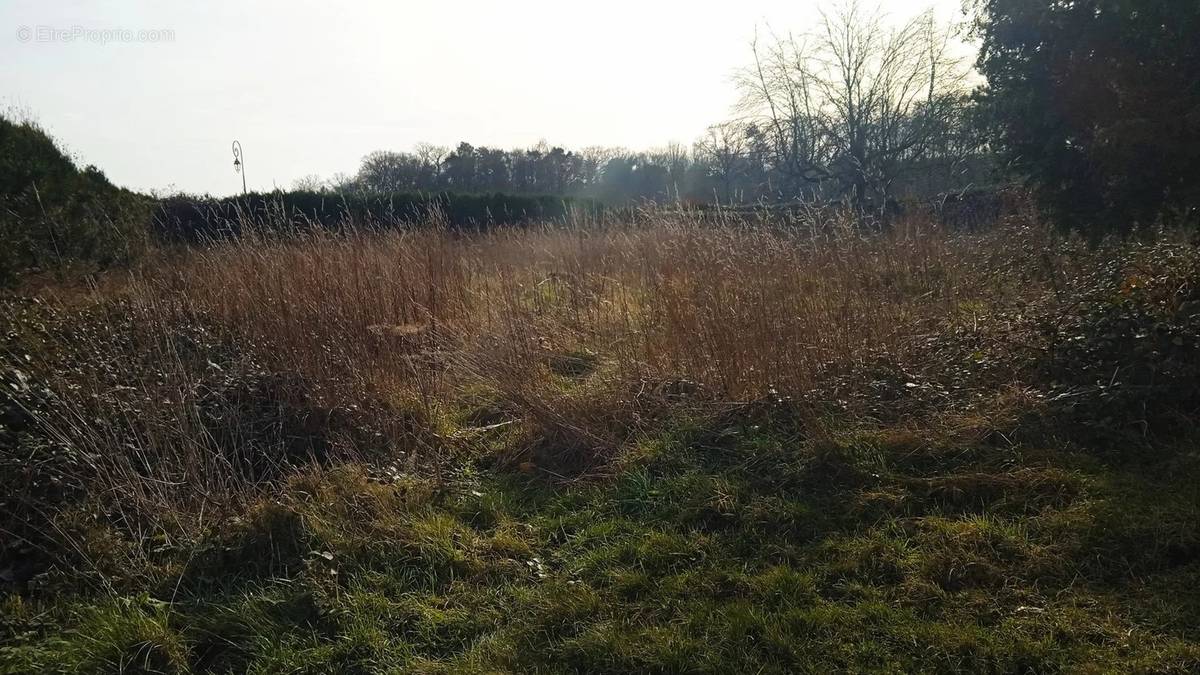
left=231, top=140, right=247, bottom=195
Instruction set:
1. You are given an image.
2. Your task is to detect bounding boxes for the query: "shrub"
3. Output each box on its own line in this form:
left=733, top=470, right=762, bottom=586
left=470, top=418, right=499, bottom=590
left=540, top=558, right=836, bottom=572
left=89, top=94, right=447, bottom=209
left=1039, top=240, right=1200, bottom=444
left=152, top=190, right=605, bottom=242
left=0, top=115, right=151, bottom=283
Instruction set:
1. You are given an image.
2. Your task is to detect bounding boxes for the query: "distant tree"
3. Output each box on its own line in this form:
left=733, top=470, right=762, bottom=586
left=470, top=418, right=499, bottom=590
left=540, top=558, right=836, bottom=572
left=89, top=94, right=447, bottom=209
left=539, top=145, right=580, bottom=195
left=578, top=146, right=623, bottom=190
left=357, top=150, right=425, bottom=192
left=975, top=0, right=1200, bottom=231
left=413, top=143, right=449, bottom=180
left=443, top=142, right=479, bottom=191
left=648, top=143, right=692, bottom=202
left=597, top=154, right=671, bottom=203
left=475, top=146, right=510, bottom=191
left=291, top=174, right=327, bottom=192
left=696, top=122, right=750, bottom=203
left=736, top=30, right=832, bottom=196
left=326, top=172, right=358, bottom=193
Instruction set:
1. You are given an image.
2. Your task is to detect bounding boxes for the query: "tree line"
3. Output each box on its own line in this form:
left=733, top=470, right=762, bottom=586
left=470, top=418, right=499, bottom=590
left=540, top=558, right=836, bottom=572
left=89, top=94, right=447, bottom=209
left=302, top=0, right=1197, bottom=232
left=305, top=5, right=995, bottom=210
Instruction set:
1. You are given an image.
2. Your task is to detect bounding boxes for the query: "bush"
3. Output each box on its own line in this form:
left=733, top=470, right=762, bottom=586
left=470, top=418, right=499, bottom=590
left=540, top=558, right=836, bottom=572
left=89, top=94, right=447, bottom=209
left=153, top=190, right=605, bottom=242
left=1039, top=241, right=1200, bottom=444
left=0, top=115, right=151, bottom=284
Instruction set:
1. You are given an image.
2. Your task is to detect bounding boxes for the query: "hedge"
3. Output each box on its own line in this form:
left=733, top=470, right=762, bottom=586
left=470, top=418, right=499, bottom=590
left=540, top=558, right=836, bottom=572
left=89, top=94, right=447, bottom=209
left=153, top=190, right=606, bottom=242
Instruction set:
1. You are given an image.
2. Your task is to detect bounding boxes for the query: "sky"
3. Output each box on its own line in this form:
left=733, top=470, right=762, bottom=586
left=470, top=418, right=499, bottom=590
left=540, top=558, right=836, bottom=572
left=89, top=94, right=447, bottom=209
left=2, top=0, right=970, bottom=197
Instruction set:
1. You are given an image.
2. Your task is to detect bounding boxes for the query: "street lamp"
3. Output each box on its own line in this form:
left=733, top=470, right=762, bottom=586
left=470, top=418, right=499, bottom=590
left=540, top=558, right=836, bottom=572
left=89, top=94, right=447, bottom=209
left=231, top=140, right=247, bottom=195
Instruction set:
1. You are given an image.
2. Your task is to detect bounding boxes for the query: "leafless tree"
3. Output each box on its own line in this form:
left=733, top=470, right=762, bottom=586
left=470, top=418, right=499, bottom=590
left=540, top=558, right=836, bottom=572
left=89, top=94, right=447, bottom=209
left=357, top=150, right=425, bottom=192
left=735, top=29, right=832, bottom=196
left=291, top=173, right=327, bottom=192
left=413, top=143, right=449, bottom=175
left=325, top=172, right=357, bottom=192
left=736, top=2, right=972, bottom=206
left=695, top=122, right=749, bottom=203
left=579, top=146, right=624, bottom=186
left=649, top=142, right=692, bottom=201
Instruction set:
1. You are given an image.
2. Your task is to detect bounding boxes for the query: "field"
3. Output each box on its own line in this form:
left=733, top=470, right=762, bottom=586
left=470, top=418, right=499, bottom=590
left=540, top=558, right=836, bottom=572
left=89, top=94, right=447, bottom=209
left=3, top=206, right=1200, bottom=673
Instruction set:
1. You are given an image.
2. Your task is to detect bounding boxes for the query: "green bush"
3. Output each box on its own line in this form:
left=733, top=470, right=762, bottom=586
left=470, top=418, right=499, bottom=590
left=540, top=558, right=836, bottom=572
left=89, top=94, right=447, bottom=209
left=1040, top=243, right=1200, bottom=444
left=153, top=190, right=605, bottom=242
left=0, top=115, right=152, bottom=284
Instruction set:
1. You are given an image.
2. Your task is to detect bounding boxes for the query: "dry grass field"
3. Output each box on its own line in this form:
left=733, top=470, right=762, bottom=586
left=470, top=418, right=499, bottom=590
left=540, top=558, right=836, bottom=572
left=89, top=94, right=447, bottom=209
left=3, top=205, right=1200, bottom=672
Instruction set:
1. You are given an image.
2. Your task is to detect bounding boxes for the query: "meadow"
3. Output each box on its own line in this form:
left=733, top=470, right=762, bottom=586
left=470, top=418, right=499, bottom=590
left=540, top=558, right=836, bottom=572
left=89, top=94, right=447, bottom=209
left=2, top=204, right=1200, bottom=673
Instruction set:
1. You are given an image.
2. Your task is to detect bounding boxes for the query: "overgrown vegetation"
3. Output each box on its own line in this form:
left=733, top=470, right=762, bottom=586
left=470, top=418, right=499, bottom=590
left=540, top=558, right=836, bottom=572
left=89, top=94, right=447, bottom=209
left=4, top=1, right=1200, bottom=670
left=3, top=204, right=1200, bottom=672
left=0, top=110, right=608, bottom=284
left=153, top=190, right=606, bottom=243
left=975, top=0, right=1200, bottom=231
left=0, top=115, right=152, bottom=285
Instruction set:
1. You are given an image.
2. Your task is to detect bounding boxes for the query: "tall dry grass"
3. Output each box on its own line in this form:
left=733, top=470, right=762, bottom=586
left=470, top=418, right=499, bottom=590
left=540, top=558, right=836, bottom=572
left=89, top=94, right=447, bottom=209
left=164, top=212, right=1022, bottom=395
left=8, top=203, right=1091, bottom=568
left=144, top=208, right=1065, bottom=463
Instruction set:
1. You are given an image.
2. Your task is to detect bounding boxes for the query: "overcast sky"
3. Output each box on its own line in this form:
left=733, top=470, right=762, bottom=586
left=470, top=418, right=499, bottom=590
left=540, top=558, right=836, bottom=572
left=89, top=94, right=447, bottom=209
left=2, top=0, right=969, bottom=196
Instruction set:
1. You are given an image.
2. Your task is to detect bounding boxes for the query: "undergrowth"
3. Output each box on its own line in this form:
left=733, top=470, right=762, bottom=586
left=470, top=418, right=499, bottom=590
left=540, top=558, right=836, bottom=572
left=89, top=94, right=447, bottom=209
left=2, top=212, right=1199, bottom=672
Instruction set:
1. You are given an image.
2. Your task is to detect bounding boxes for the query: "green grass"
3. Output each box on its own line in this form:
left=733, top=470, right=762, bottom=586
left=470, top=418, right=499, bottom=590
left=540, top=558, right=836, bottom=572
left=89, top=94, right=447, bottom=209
left=4, top=414, right=1200, bottom=673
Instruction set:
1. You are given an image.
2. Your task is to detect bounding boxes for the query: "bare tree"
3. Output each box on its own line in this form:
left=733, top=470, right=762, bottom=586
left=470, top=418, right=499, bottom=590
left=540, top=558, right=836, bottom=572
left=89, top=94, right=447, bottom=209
left=696, top=122, right=749, bottom=203
left=648, top=142, right=692, bottom=202
left=291, top=173, right=327, bottom=192
left=325, top=172, right=357, bottom=193
left=579, top=146, right=624, bottom=187
left=735, top=2, right=972, bottom=206
left=735, top=29, right=831, bottom=197
left=357, top=150, right=425, bottom=192
left=413, top=143, right=450, bottom=186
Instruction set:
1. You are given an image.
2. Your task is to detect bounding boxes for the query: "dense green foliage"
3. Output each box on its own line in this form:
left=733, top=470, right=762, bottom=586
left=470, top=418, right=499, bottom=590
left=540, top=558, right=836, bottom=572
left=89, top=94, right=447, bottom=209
left=153, top=190, right=605, bottom=242
left=0, top=115, right=152, bottom=284
left=975, top=0, right=1200, bottom=232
